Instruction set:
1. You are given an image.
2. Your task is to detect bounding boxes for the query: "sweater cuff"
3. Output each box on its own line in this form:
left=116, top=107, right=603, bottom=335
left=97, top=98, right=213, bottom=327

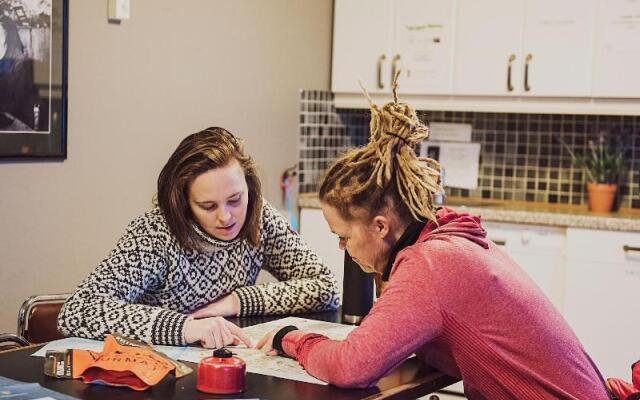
left=234, top=286, right=265, bottom=317
left=282, top=330, right=306, bottom=358
left=152, top=309, right=189, bottom=346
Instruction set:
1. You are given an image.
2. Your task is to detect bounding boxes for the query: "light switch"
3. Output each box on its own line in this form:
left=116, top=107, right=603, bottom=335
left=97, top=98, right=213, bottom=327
left=108, top=0, right=130, bottom=21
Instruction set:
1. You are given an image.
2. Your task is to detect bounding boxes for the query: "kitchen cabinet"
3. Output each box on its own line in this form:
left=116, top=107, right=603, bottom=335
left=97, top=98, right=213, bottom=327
left=483, top=222, right=566, bottom=311
left=331, top=0, right=640, bottom=113
left=332, top=0, right=457, bottom=95
left=299, top=208, right=345, bottom=301
left=453, top=0, right=596, bottom=97
left=332, top=0, right=393, bottom=94
left=592, top=0, right=640, bottom=98
left=563, top=228, right=640, bottom=380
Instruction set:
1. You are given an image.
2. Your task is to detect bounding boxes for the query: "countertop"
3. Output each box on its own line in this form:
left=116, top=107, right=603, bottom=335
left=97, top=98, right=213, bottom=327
left=298, top=193, right=640, bottom=232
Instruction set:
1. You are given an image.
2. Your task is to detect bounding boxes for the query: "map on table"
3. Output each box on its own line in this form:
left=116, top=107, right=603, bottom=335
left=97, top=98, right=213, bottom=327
left=32, top=317, right=356, bottom=385
left=179, top=316, right=357, bottom=384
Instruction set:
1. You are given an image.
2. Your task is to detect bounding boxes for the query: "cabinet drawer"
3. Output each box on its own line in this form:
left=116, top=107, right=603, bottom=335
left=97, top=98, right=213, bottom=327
left=483, top=222, right=565, bottom=253
left=566, top=228, right=640, bottom=264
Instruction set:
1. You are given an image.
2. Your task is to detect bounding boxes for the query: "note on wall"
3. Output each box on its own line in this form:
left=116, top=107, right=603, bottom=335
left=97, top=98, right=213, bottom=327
left=421, top=141, right=480, bottom=190
left=597, top=0, right=640, bottom=53
left=593, top=0, right=640, bottom=96
left=428, top=122, right=472, bottom=142
left=393, top=0, right=455, bottom=93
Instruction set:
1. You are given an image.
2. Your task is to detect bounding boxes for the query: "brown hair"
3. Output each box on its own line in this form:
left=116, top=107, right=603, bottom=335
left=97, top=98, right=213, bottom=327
left=156, top=127, right=262, bottom=250
left=319, top=72, right=441, bottom=224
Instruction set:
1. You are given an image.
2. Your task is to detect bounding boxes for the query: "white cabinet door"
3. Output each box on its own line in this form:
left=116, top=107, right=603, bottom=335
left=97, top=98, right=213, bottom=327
left=393, top=0, right=457, bottom=95
left=522, top=0, right=596, bottom=97
left=592, top=0, right=640, bottom=98
left=332, top=0, right=393, bottom=94
left=483, top=222, right=566, bottom=311
left=564, top=228, right=640, bottom=380
left=332, top=0, right=455, bottom=95
left=299, top=208, right=345, bottom=301
left=454, top=0, right=596, bottom=97
left=454, top=0, right=524, bottom=96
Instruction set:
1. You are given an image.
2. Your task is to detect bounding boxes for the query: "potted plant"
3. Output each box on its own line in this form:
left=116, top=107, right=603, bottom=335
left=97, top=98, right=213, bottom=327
left=561, top=133, right=626, bottom=213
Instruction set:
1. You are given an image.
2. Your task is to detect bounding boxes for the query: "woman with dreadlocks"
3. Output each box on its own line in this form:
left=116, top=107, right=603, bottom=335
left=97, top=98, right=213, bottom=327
left=257, top=75, right=610, bottom=399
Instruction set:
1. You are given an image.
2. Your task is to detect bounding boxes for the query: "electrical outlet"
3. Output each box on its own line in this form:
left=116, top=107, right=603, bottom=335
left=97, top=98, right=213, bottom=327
left=108, top=0, right=130, bottom=21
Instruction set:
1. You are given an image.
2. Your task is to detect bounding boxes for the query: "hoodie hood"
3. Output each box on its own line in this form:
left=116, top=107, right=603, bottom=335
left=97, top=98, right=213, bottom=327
left=381, top=207, right=488, bottom=281
left=419, top=207, right=489, bottom=249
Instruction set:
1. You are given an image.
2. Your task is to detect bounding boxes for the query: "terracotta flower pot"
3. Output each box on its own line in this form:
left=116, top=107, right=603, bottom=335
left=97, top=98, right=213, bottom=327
left=586, top=183, right=617, bottom=213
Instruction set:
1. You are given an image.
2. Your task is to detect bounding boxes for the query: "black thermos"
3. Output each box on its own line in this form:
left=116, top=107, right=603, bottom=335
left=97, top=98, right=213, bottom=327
left=342, top=250, right=374, bottom=324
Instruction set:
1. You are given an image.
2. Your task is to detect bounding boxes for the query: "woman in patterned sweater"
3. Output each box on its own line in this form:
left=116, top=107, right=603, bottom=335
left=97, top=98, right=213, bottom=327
left=58, top=127, right=339, bottom=348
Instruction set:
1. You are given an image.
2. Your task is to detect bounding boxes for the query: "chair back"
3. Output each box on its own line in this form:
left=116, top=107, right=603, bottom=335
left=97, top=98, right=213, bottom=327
left=17, top=293, right=71, bottom=344
left=0, top=333, right=29, bottom=352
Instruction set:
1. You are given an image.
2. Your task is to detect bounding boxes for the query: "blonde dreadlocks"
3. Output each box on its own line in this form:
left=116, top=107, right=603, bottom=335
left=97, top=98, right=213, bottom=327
left=319, top=71, right=441, bottom=224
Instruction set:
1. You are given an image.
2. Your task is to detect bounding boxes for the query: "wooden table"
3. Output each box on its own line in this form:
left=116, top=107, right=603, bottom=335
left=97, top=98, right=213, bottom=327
left=0, top=311, right=457, bottom=399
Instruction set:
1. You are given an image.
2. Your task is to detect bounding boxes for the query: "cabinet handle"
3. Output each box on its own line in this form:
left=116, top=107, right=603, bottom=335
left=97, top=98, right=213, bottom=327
left=506, top=54, right=516, bottom=92
left=391, top=54, right=401, bottom=86
left=623, top=245, right=640, bottom=253
left=377, top=54, right=386, bottom=89
left=491, top=239, right=507, bottom=246
left=524, top=53, right=532, bottom=92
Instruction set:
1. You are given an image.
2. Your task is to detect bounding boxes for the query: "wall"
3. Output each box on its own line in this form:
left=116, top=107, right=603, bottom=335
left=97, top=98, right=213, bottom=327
left=298, top=91, right=640, bottom=209
left=0, top=0, right=333, bottom=333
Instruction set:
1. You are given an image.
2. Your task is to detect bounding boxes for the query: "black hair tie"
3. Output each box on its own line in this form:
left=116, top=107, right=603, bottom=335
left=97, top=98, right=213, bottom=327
left=384, top=131, right=411, bottom=147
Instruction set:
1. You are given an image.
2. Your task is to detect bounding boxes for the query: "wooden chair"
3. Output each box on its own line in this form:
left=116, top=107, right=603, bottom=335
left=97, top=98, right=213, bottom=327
left=17, top=293, right=71, bottom=344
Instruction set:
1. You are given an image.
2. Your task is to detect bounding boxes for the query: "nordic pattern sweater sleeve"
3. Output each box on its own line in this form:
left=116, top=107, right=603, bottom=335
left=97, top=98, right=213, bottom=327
left=234, top=202, right=340, bottom=316
left=57, top=211, right=187, bottom=346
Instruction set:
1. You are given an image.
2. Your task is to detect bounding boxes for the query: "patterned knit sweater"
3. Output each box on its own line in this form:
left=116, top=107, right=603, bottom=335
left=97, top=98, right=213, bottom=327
left=57, top=201, right=340, bottom=346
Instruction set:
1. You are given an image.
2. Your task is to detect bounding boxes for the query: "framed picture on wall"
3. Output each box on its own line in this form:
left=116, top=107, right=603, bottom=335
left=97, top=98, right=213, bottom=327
left=0, top=0, right=68, bottom=159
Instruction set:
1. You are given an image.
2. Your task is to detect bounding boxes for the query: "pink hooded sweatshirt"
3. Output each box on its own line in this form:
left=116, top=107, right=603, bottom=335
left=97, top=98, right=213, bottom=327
left=282, top=208, right=610, bottom=399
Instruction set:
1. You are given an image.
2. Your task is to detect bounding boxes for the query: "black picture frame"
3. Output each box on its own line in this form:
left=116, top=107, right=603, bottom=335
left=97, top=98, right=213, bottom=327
left=0, top=0, right=68, bottom=159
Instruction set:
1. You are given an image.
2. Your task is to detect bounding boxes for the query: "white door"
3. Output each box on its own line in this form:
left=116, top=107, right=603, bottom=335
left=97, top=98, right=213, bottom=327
left=564, top=228, right=640, bottom=380
left=592, top=0, right=640, bottom=98
left=454, top=0, right=525, bottom=95
left=521, top=0, right=596, bottom=97
left=300, top=208, right=344, bottom=301
left=393, top=0, right=457, bottom=95
left=332, top=0, right=394, bottom=94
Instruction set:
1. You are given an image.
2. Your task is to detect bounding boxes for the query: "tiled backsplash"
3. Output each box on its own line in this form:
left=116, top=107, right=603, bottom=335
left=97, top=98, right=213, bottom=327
left=298, top=90, right=640, bottom=209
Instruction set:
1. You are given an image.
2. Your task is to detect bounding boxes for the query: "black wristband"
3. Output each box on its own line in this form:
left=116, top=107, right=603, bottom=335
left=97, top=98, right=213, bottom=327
left=273, top=325, right=298, bottom=354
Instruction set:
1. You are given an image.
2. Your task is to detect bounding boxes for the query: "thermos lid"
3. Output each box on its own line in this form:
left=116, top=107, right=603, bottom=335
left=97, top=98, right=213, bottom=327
left=213, top=348, right=233, bottom=358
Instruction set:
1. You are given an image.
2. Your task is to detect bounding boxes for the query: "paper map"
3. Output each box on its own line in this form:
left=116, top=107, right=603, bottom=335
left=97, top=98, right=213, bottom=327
left=32, top=317, right=356, bottom=385
left=179, top=317, right=356, bottom=385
